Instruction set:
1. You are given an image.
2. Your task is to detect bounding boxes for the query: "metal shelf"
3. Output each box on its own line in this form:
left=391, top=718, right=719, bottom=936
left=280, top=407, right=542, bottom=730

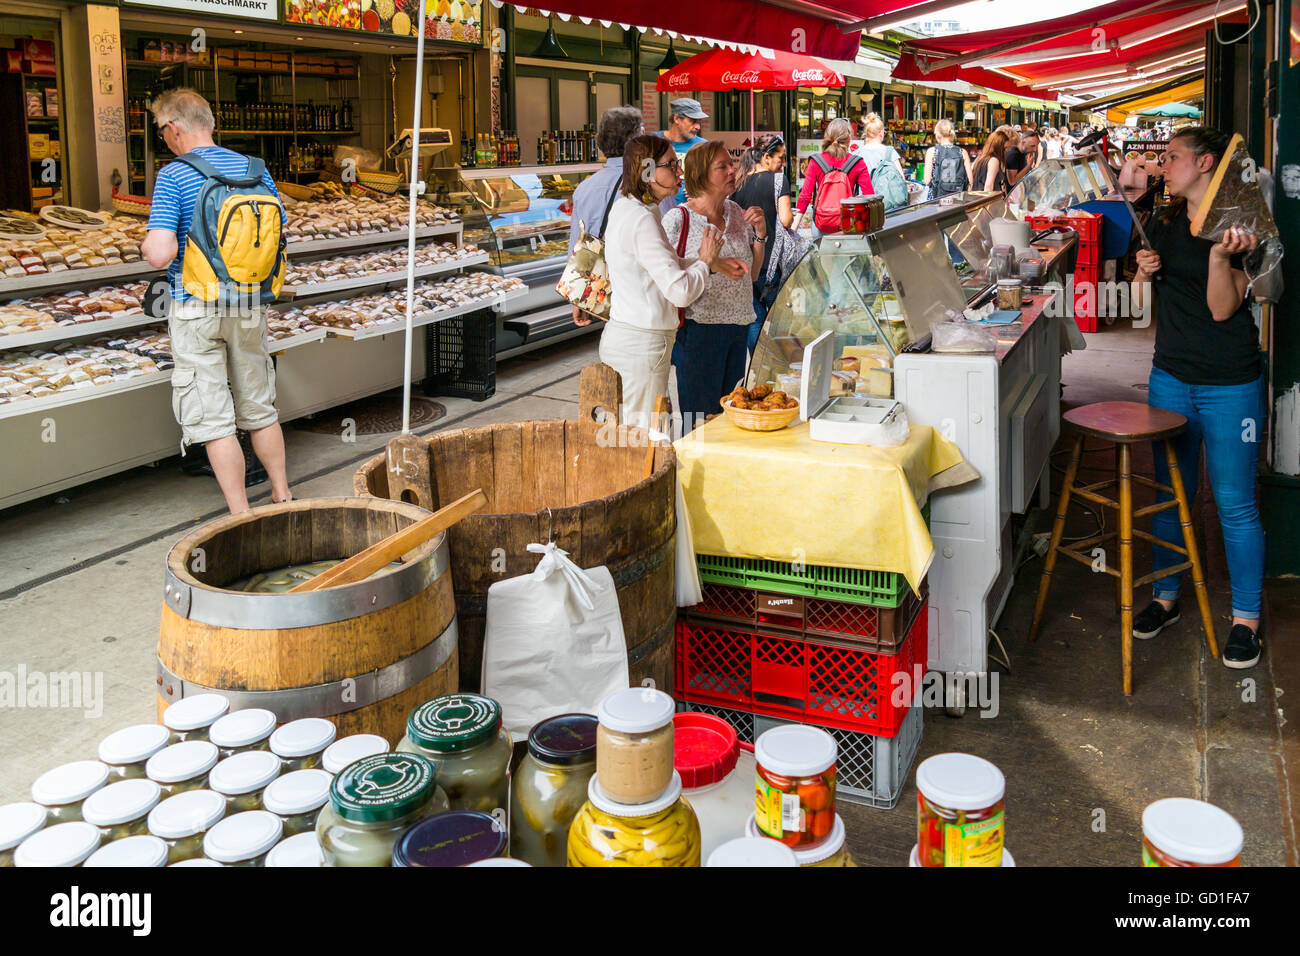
left=282, top=251, right=489, bottom=300
left=0, top=312, right=162, bottom=351
left=268, top=328, right=328, bottom=353
left=217, top=129, right=358, bottom=136
left=285, top=222, right=462, bottom=257
left=327, top=287, right=529, bottom=341
left=0, top=262, right=158, bottom=298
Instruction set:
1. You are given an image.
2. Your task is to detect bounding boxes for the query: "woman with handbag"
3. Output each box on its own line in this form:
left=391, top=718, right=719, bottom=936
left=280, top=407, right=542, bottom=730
left=732, top=133, right=794, bottom=352
left=601, top=134, right=746, bottom=430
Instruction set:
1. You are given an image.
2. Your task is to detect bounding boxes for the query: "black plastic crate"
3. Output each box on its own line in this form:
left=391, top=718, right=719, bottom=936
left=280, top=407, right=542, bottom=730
left=424, top=309, right=496, bottom=402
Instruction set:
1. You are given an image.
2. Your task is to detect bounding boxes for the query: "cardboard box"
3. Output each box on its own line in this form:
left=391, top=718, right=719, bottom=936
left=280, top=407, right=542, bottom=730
left=44, top=89, right=58, bottom=118
left=5, top=50, right=22, bottom=73
left=216, top=49, right=236, bottom=68
left=20, top=39, right=54, bottom=61
left=24, top=90, right=43, bottom=117
left=236, top=51, right=257, bottom=69
left=28, top=134, right=49, bottom=159
left=24, top=59, right=56, bottom=76
left=141, top=40, right=162, bottom=62
left=31, top=186, right=54, bottom=199
left=48, top=139, right=60, bottom=159
left=31, top=197, right=52, bottom=210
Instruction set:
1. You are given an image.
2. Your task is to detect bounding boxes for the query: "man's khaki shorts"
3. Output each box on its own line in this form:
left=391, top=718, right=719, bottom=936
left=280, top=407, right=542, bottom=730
left=168, top=298, right=278, bottom=448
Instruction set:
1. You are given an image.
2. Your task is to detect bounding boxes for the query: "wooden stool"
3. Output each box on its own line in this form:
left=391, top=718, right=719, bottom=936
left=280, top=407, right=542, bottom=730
left=1028, top=401, right=1219, bottom=695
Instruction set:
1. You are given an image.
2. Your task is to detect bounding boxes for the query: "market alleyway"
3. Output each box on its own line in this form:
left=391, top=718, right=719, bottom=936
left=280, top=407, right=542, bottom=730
left=1, top=323, right=1295, bottom=866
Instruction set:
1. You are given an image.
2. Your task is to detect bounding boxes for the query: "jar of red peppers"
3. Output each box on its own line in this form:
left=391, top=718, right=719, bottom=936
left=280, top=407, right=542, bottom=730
left=753, top=725, right=836, bottom=850
left=1142, top=798, right=1242, bottom=867
left=916, top=753, right=1005, bottom=867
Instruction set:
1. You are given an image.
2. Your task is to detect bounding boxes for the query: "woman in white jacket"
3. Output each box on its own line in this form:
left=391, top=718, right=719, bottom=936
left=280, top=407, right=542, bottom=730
left=601, top=134, right=748, bottom=429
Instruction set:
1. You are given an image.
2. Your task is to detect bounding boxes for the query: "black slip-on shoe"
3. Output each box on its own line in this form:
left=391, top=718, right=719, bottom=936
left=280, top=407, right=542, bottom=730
left=1132, top=600, right=1180, bottom=640
left=1222, top=623, right=1262, bottom=669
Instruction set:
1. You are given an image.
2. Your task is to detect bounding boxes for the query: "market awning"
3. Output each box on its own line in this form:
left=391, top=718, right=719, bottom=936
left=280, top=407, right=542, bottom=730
left=1103, top=79, right=1206, bottom=119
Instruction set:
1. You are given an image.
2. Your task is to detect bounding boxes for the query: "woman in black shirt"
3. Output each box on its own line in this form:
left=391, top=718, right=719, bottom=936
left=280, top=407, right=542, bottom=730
left=1130, top=126, right=1266, bottom=668
left=732, top=134, right=794, bottom=351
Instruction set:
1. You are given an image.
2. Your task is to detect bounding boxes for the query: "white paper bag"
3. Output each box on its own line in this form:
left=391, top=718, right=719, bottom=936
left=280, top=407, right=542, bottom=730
left=482, top=542, right=630, bottom=741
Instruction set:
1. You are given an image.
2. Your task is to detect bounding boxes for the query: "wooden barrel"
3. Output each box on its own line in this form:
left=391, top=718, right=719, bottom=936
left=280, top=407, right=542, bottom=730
left=354, top=366, right=676, bottom=693
left=157, top=497, right=459, bottom=746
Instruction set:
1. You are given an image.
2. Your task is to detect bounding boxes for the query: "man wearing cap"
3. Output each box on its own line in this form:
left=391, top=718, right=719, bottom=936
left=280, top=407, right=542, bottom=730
left=659, top=97, right=709, bottom=212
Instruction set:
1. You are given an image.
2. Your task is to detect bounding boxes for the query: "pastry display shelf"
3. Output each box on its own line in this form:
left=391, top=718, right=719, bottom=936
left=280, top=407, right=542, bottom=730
left=285, top=222, right=461, bottom=257
left=327, top=287, right=530, bottom=341
left=1, top=312, right=167, bottom=352
left=282, top=251, right=490, bottom=300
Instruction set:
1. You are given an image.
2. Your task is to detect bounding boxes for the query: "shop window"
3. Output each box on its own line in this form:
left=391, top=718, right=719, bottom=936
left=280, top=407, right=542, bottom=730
left=0, top=19, right=65, bottom=212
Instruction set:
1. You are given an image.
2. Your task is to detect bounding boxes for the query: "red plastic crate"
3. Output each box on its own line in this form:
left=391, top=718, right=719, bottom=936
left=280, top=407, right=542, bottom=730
left=675, top=602, right=928, bottom=738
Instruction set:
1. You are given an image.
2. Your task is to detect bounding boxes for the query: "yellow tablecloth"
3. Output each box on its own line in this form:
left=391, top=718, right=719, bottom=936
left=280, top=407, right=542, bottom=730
left=674, top=418, right=977, bottom=592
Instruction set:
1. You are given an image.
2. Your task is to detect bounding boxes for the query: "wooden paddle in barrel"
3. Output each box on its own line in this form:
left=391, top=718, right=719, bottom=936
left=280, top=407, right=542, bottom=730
left=289, top=489, right=487, bottom=592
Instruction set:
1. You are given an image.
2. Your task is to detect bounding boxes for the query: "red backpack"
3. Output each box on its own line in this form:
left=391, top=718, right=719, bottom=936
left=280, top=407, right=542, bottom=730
left=810, top=152, right=864, bottom=233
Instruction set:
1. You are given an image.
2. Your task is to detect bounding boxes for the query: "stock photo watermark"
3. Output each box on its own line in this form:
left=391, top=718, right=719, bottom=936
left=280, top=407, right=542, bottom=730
left=0, top=666, right=104, bottom=718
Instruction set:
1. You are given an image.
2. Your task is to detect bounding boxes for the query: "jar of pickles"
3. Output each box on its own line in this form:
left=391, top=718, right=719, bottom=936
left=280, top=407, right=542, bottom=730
left=13, top=821, right=100, bottom=868
left=208, top=750, right=281, bottom=813
left=98, top=724, right=171, bottom=780
left=754, top=725, right=836, bottom=850
left=31, top=760, right=110, bottom=823
left=840, top=194, right=885, bottom=234
left=1142, top=798, right=1243, bottom=867
left=84, top=835, right=169, bottom=868
left=0, top=803, right=47, bottom=867
left=322, top=734, right=388, bottom=775
left=208, top=708, right=277, bottom=758
left=398, top=694, right=511, bottom=815
left=265, top=831, right=324, bottom=868
left=162, top=693, right=230, bottom=743
left=746, top=813, right=853, bottom=866
left=203, top=810, right=283, bottom=866
left=147, top=789, right=227, bottom=864
left=706, top=836, right=798, bottom=867
left=269, top=718, right=337, bottom=771
left=916, top=752, right=1005, bottom=867
left=262, top=769, right=332, bottom=836
left=510, top=713, right=598, bottom=867
left=80, top=779, right=162, bottom=841
left=393, top=810, right=507, bottom=867
left=567, top=771, right=701, bottom=867
left=316, top=752, right=449, bottom=867
left=146, top=740, right=219, bottom=797
left=596, top=688, right=676, bottom=805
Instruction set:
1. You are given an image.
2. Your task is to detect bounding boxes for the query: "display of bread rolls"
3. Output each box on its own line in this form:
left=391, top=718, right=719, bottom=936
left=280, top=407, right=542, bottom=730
left=284, top=242, right=482, bottom=289
left=273, top=272, right=524, bottom=333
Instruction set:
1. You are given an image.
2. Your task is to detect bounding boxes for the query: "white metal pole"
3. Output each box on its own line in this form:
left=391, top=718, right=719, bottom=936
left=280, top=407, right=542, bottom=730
left=401, top=7, right=431, bottom=435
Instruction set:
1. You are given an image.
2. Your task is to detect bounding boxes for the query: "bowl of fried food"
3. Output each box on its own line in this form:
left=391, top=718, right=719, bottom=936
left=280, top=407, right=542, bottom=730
left=721, top=385, right=801, bottom=431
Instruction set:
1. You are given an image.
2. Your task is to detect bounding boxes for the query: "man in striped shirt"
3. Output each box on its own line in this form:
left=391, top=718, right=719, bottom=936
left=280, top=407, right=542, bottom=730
left=142, top=88, right=292, bottom=513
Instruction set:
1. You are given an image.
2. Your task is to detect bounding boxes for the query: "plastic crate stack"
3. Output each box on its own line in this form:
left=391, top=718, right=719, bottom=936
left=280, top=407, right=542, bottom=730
left=1027, top=211, right=1102, bottom=332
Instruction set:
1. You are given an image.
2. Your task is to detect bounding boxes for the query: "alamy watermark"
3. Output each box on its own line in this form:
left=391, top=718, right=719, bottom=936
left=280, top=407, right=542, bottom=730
left=0, top=666, right=104, bottom=718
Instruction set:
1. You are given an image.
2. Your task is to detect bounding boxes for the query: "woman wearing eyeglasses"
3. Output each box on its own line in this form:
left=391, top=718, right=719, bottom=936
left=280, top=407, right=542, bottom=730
left=600, top=134, right=748, bottom=430
left=733, top=133, right=794, bottom=352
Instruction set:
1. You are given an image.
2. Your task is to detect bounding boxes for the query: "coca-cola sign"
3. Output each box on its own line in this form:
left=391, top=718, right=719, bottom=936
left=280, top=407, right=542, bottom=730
left=667, top=74, right=692, bottom=88
left=720, top=70, right=761, bottom=84
left=790, top=68, right=830, bottom=84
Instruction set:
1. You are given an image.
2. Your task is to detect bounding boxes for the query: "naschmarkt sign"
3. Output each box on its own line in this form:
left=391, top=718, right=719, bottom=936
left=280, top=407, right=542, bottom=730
left=126, top=0, right=279, bottom=21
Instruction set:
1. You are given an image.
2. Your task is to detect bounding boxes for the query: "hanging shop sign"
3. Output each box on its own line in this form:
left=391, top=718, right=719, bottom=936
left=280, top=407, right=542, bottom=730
left=127, top=0, right=278, bottom=21
left=285, top=0, right=482, bottom=42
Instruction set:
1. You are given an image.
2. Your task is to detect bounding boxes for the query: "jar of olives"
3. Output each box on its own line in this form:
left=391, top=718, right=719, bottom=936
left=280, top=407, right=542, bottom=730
left=265, top=831, right=324, bottom=868
left=393, top=810, right=507, bottom=867
left=80, top=779, right=162, bottom=842
left=269, top=718, right=337, bottom=771
left=98, top=724, right=172, bottom=780
left=262, top=769, right=332, bottom=836
left=510, top=713, right=598, bottom=867
left=754, top=725, right=837, bottom=850
left=162, top=694, right=230, bottom=743
left=147, top=789, right=227, bottom=863
left=13, top=821, right=100, bottom=867
left=0, top=803, right=47, bottom=867
left=84, top=835, right=169, bottom=868
left=398, top=694, right=511, bottom=815
left=146, top=740, right=219, bottom=797
left=208, top=708, right=277, bottom=758
left=596, top=688, right=676, bottom=806
left=706, top=836, right=798, bottom=867
left=1142, top=798, right=1243, bottom=867
left=916, top=752, right=1005, bottom=867
left=31, top=760, right=111, bottom=824
left=203, top=810, right=283, bottom=866
left=322, top=734, right=388, bottom=775
left=208, top=750, right=282, bottom=813
left=567, top=772, right=701, bottom=867
left=316, top=752, right=449, bottom=867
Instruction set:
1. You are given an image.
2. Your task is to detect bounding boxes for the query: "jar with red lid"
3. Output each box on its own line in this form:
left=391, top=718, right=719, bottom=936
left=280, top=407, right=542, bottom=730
left=1142, top=798, right=1242, bottom=867
left=674, top=713, right=754, bottom=862
left=753, top=725, right=837, bottom=850
left=916, top=753, right=1005, bottom=867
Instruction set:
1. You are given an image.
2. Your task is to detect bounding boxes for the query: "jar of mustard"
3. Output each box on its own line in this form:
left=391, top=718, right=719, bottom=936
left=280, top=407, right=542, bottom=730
left=208, top=708, right=277, bottom=759
left=316, top=752, right=449, bottom=867
left=269, top=718, right=337, bottom=772
left=162, top=694, right=229, bottom=743
left=203, top=810, right=283, bottom=866
left=567, top=771, right=701, bottom=867
left=392, top=810, right=507, bottom=867
left=595, top=688, right=676, bottom=805
left=265, top=831, right=324, bottom=868
left=262, top=769, right=332, bottom=836
left=98, top=724, right=171, bottom=781
left=146, top=740, right=219, bottom=797
left=397, top=694, right=511, bottom=815
left=31, top=760, right=111, bottom=824
left=13, top=821, right=100, bottom=868
left=208, top=750, right=282, bottom=813
left=81, top=779, right=162, bottom=842
left=147, top=789, right=227, bottom=864
left=0, top=803, right=47, bottom=867
left=83, top=835, right=169, bottom=868
left=322, top=734, right=388, bottom=775
left=510, top=713, right=598, bottom=867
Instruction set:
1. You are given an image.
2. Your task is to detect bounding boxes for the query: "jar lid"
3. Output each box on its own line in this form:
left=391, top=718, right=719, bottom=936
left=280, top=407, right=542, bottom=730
left=1142, top=798, right=1243, bottom=864
left=915, top=753, right=1005, bottom=811
left=147, top=789, right=227, bottom=839
left=467, top=857, right=533, bottom=867
left=0, top=802, right=47, bottom=852
left=146, top=740, right=219, bottom=784
left=262, top=769, right=332, bottom=816
left=169, top=857, right=223, bottom=867
left=162, top=693, right=229, bottom=732
left=322, top=734, right=388, bottom=774
left=754, top=725, right=836, bottom=778
left=202, top=810, right=283, bottom=863
left=392, top=810, right=507, bottom=867
left=587, top=771, right=683, bottom=818
left=673, top=713, right=739, bottom=789
left=209, top=751, right=282, bottom=796
left=597, top=687, right=675, bottom=735
left=840, top=195, right=872, bottom=205
left=270, top=718, right=337, bottom=759
left=98, top=724, right=171, bottom=766
left=81, top=779, right=162, bottom=826
left=265, top=831, right=323, bottom=868
left=31, top=760, right=110, bottom=807
left=208, top=708, right=277, bottom=749
left=84, top=835, right=169, bottom=868
left=13, top=821, right=100, bottom=867
left=329, top=752, right=436, bottom=823
left=707, top=836, right=799, bottom=867
left=527, top=713, right=598, bottom=766
left=997, top=278, right=1022, bottom=286
left=407, top=694, right=501, bottom=752
left=745, top=812, right=845, bottom=864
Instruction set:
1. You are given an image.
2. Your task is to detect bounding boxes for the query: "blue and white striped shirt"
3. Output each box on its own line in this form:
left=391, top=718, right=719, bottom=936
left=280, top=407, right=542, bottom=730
left=147, top=146, right=285, bottom=302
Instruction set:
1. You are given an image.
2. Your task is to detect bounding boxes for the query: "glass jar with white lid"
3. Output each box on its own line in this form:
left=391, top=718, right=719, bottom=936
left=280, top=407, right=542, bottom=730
left=208, top=750, right=281, bottom=813
left=316, top=752, right=449, bottom=867
left=746, top=813, right=854, bottom=866
left=322, top=734, right=388, bottom=775
left=265, top=831, right=323, bottom=867
left=13, top=821, right=101, bottom=867
left=706, top=836, right=799, bottom=867
left=147, top=789, right=227, bottom=863
left=397, top=694, right=511, bottom=815
left=262, top=769, right=332, bottom=836
left=596, top=688, right=676, bottom=806
left=0, top=803, right=48, bottom=866
left=203, top=810, right=283, bottom=866
left=168, top=858, right=223, bottom=868
left=31, top=760, right=111, bottom=824
left=269, top=718, right=337, bottom=772
left=146, top=740, right=219, bottom=797
left=208, top=708, right=277, bottom=759
left=81, top=779, right=162, bottom=842
left=98, top=724, right=172, bottom=781
left=162, top=694, right=230, bottom=743
left=83, top=835, right=169, bottom=868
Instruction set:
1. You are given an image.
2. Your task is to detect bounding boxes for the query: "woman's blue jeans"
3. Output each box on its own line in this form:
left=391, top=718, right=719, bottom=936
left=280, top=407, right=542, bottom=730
left=1148, top=365, right=1266, bottom=618
left=747, top=287, right=768, bottom=354
left=675, top=319, right=748, bottom=434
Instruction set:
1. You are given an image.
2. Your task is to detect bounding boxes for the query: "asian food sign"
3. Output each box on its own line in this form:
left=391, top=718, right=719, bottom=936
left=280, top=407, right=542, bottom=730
left=285, top=0, right=483, bottom=43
